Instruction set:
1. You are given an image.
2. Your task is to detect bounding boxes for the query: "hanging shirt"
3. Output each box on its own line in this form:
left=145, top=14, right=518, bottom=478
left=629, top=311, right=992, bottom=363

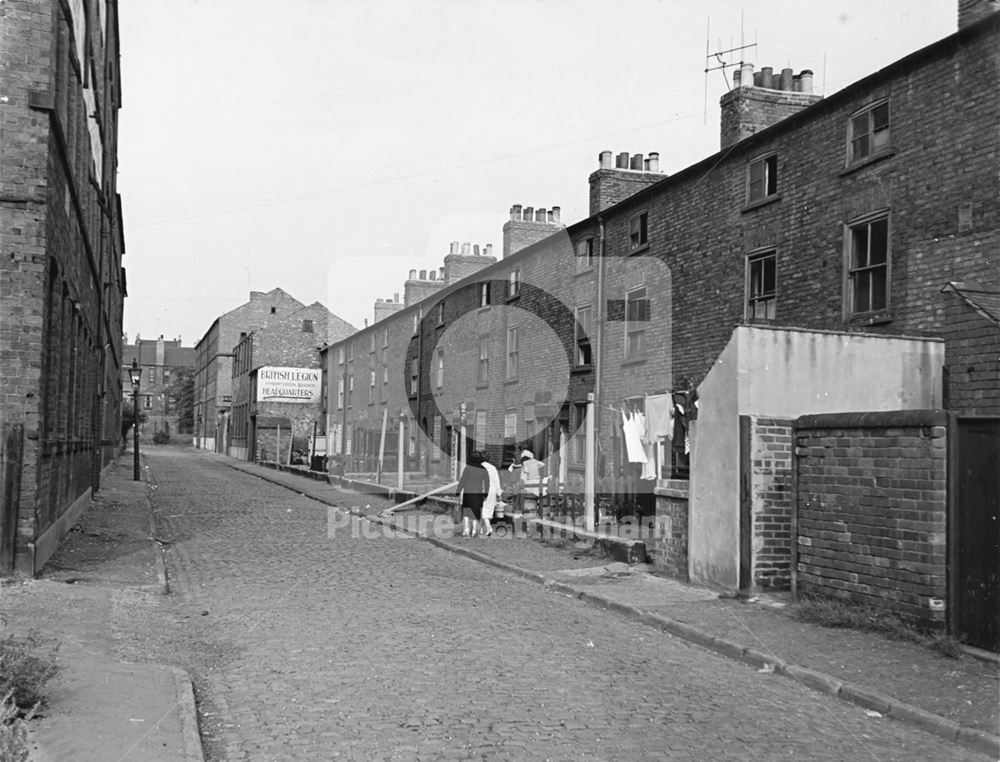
left=645, top=394, right=674, bottom=440
left=621, top=411, right=646, bottom=464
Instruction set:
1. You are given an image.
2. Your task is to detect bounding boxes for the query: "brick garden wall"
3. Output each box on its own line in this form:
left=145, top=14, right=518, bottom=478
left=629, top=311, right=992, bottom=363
left=650, top=482, right=689, bottom=580
left=750, top=418, right=794, bottom=590
left=794, top=410, right=948, bottom=628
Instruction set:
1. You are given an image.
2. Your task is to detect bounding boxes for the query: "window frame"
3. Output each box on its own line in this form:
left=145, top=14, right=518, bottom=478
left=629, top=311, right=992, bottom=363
left=745, top=249, right=777, bottom=322
left=575, top=304, right=593, bottom=367
left=845, top=211, right=891, bottom=320
left=847, top=99, right=890, bottom=165
left=480, top=281, right=491, bottom=308
left=575, top=237, right=595, bottom=272
left=746, top=153, right=778, bottom=203
left=302, top=319, right=314, bottom=333
left=505, top=326, right=519, bottom=381
left=624, top=286, right=648, bottom=360
left=435, top=348, right=445, bottom=388
left=629, top=211, right=649, bottom=252
left=477, top=336, right=490, bottom=385
left=508, top=269, right=521, bottom=299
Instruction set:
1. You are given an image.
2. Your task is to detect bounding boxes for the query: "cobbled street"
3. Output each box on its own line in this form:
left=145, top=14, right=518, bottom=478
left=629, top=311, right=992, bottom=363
left=118, top=448, right=985, bottom=761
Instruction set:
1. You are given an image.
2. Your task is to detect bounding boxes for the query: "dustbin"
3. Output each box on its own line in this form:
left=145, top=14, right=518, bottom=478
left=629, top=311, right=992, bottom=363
left=310, top=454, right=326, bottom=472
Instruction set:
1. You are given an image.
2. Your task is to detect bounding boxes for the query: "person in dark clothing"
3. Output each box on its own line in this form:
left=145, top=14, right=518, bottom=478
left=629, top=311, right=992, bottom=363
left=456, top=450, right=489, bottom=537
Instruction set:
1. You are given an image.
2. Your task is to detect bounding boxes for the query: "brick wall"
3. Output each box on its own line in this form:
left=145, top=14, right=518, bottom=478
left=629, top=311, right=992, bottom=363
left=1, top=0, right=126, bottom=572
left=942, top=286, right=1000, bottom=416
left=750, top=418, right=794, bottom=590
left=501, top=206, right=563, bottom=259
left=720, top=86, right=822, bottom=149
left=650, top=482, right=688, bottom=580
left=588, top=167, right=663, bottom=216
left=794, top=410, right=948, bottom=628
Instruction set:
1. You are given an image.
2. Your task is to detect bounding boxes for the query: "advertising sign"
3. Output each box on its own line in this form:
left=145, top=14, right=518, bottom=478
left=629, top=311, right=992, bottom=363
left=257, top=367, right=322, bottom=404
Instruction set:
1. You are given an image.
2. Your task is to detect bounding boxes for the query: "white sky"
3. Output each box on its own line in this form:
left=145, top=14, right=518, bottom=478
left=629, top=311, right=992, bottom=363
left=118, top=0, right=957, bottom=347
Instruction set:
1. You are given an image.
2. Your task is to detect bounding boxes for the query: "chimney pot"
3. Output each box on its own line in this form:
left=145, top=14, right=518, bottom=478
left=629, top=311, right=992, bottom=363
left=780, top=67, right=793, bottom=91
left=409, top=269, right=417, bottom=280
left=461, top=242, right=471, bottom=255
left=599, top=150, right=613, bottom=169
left=449, top=241, right=459, bottom=255
left=485, top=243, right=493, bottom=256
left=524, top=206, right=534, bottom=221
left=799, top=69, right=814, bottom=94
left=753, top=71, right=763, bottom=87
left=419, top=269, right=427, bottom=280
left=511, top=204, right=522, bottom=221
left=647, top=152, right=660, bottom=172
left=630, top=153, right=644, bottom=170
left=616, top=152, right=629, bottom=169
left=394, top=292, right=399, bottom=302
left=761, top=66, right=774, bottom=89
left=551, top=206, right=561, bottom=223
left=439, top=267, right=445, bottom=280
left=732, top=69, right=741, bottom=88
left=740, top=62, right=754, bottom=88
left=535, top=207, right=546, bottom=222
left=473, top=244, right=480, bottom=256
left=429, top=271, right=436, bottom=281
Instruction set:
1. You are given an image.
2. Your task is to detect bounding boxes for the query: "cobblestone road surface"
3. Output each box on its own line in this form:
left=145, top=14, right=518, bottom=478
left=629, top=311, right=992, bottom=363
left=126, top=449, right=985, bottom=761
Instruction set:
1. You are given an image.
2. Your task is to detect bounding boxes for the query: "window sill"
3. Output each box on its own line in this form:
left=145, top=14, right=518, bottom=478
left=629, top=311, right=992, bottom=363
left=571, top=364, right=593, bottom=375
left=476, top=382, right=489, bottom=390
left=628, top=243, right=650, bottom=256
left=478, top=305, right=491, bottom=313
left=504, top=377, right=519, bottom=386
left=506, top=294, right=521, bottom=303
left=741, top=193, right=782, bottom=213
left=621, top=356, right=647, bottom=368
left=848, top=311, right=893, bottom=327
left=574, top=266, right=595, bottom=277
left=839, top=148, right=895, bottom=177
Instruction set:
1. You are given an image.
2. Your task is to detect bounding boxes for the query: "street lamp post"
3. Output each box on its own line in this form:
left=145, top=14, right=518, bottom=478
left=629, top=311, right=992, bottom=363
left=129, top=359, right=141, bottom=481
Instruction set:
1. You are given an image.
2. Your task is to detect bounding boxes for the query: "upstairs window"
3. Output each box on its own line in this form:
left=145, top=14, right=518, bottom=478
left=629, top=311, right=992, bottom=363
left=508, top=269, right=521, bottom=298
left=382, top=328, right=388, bottom=347
left=436, top=301, right=445, bottom=326
left=409, top=358, right=418, bottom=396
left=576, top=237, right=595, bottom=272
left=849, top=101, right=890, bottom=163
left=629, top=211, right=648, bottom=251
left=746, top=250, right=777, bottom=321
left=505, top=326, right=519, bottom=380
left=624, top=287, right=648, bottom=359
left=848, top=214, right=890, bottom=316
left=480, top=282, right=491, bottom=308
left=435, top=349, right=445, bottom=388
left=478, top=336, right=490, bottom=384
left=302, top=319, right=314, bottom=333
left=747, top=154, right=778, bottom=202
left=575, top=305, right=593, bottom=366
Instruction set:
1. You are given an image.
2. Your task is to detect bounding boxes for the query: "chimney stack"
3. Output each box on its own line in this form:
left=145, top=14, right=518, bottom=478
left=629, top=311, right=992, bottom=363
left=502, top=200, right=566, bottom=258
left=719, top=63, right=822, bottom=149
left=589, top=151, right=666, bottom=216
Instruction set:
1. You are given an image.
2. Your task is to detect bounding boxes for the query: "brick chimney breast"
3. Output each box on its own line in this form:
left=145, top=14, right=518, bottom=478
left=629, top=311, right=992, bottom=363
left=719, top=64, right=823, bottom=150
left=588, top=151, right=665, bottom=216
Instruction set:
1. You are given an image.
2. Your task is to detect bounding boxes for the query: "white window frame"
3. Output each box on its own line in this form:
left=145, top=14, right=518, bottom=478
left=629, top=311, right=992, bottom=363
left=436, top=348, right=445, bottom=388
left=624, top=286, right=648, bottom=359
left=508, top=269, right=521, bottom=298
left=747, top=153, right=778, bottom=203
left=745, top=249, right=777, bottom=321
left=478, top=336, right=489, bottom=384
left=505, top=326, right=519, bottom=380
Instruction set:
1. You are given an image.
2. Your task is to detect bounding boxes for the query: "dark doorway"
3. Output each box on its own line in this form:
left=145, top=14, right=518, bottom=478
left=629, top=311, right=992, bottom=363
left=952, top=418, right=1000, bottom=652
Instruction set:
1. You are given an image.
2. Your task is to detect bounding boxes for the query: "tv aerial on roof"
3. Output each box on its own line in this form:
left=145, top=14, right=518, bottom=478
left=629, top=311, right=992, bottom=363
left=703, top=12, right=758, bottom=124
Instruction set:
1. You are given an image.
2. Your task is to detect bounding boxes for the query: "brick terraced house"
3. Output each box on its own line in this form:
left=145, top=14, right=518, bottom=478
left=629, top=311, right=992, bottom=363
left=321, top=4, right=998, bottom=646
left=0, top=0, right=127, bottom=575
left=121, top=335, right=196, bottom=441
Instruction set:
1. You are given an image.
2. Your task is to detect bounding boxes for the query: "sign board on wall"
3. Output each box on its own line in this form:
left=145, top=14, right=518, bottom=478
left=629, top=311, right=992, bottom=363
left=257, top=367, right=322, bottom=404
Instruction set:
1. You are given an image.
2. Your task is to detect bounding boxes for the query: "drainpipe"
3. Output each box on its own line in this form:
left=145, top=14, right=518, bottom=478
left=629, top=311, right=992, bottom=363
left=590, top=214, right=607, bottom=528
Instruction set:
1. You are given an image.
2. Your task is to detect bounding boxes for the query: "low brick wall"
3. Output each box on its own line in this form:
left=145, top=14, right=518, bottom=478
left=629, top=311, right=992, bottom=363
left=651, top=482, right=689, bottom=581
left=751, top=418, right=794, bottom=590
left=794, top=410, right=948, bottom=628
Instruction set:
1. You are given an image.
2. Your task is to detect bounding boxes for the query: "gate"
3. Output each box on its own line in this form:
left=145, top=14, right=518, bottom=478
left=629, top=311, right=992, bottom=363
left=1, top=424, right=24, bottom=574
left=951, top=417, right=1000, bottom=652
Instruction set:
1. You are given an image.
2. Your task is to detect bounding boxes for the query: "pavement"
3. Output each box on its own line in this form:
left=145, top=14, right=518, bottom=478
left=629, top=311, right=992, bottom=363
left=0, top=448, right=996, bottom=760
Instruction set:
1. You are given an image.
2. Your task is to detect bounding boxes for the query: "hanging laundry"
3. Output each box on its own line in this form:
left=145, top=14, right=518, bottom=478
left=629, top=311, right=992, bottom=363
left=645, top=394, right=674, bottom=440
left=621, top=411, right=646, bottom=464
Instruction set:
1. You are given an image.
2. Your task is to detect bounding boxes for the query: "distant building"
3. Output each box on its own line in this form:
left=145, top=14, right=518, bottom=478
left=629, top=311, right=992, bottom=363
left=122, top=335, right=196, bottom=441
left=0, top=1, right=126, bottom=575
left=229, top=302, right=354, bottom=461
left=193, top=288, right=354, bottom=453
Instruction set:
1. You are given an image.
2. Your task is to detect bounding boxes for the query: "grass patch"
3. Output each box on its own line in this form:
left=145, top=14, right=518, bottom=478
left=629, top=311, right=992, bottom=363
left=0, top=632, right=60, bottom=713
left=0, top=632, right=58, bottom=762
left=792, top=595, right=962, bottom=657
